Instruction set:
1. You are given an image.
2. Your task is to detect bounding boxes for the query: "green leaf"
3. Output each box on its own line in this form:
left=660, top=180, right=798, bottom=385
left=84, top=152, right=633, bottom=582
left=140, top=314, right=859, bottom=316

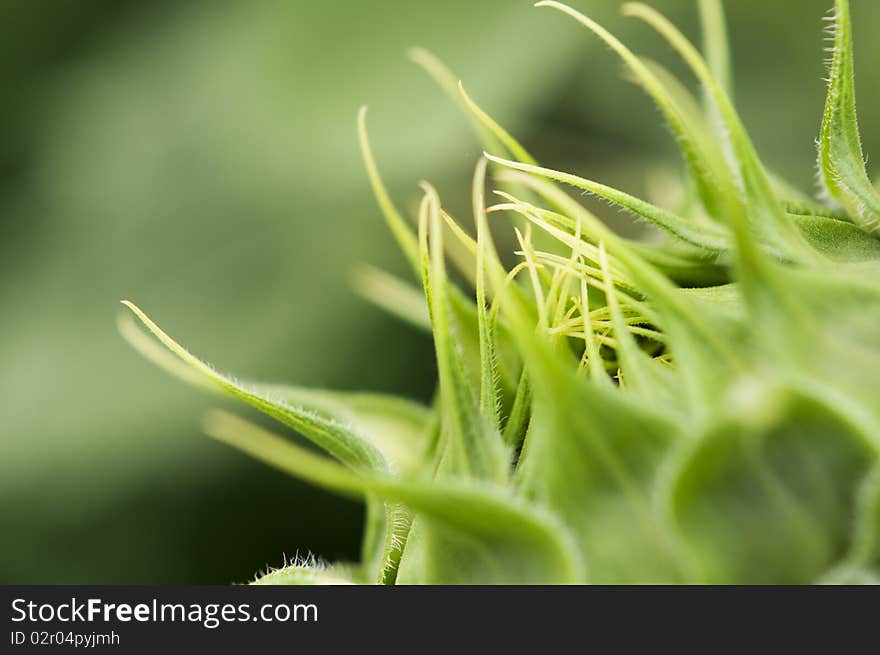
left=698, top=0, right=733, bottom=103
left=204, top=410, right=583, bottom=584
left=391, top=481, right=583, bottom=584
left=667, top=389, right=877, bottom=583
left=121, top=301, right=385, bottom=470
left=473, top=159, right=502, bottom=432
left=358, top=107, right=421, bottom=275
left=121, top=304, right=433, bottom=473
left=458, top=82, right=538, bottom=167
left=535, top=1, right=730, bottom=219
left=627, top=240, right=728, bottom=287
left=408, top=48, right=507, bottom=159
left=475, top=195, right=694, bottom=583
left=622, top=2, right=817, bottom=264
left=499, top=296, right=691, bottom=582
left=258, top=386, right=432, bottom=475
left=501, top=370, right=531, bottom=449
left=121, top=301, right=421, bottom=584
left=418, top=184, right=509, bottom=482
left=485, top=154, right=730, bottom=253
left=790, top=214, right=880, bottom=263
left=817, top=0, right=880, bottom=234
left=737, top=260, right=880, bottom=442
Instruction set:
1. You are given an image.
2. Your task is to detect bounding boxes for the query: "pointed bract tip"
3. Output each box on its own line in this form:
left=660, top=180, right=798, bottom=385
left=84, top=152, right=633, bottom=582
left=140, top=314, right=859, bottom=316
left=115, top=306, right=136, bottom=333
left=407, top=46, right=427, bottom=60
left=620, top=3, right=644, bottom=17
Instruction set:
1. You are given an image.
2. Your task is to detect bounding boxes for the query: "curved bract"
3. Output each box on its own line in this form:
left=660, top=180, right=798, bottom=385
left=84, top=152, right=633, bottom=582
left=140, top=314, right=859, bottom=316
left=122, top=1, right=880, bottom=584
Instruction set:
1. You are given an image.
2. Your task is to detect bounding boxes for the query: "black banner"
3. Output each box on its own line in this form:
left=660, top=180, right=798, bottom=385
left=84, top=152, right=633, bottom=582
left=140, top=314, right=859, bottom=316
left=1, top=586, right=875, bottom=651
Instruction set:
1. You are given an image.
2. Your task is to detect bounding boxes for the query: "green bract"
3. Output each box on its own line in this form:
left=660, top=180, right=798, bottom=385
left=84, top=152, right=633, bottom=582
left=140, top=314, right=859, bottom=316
left=121, top=0, right=880, bottom=584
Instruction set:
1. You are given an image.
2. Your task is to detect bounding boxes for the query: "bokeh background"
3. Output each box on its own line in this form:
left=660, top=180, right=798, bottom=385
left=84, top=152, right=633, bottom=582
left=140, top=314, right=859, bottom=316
left=3, top=0, right=878, bottom=583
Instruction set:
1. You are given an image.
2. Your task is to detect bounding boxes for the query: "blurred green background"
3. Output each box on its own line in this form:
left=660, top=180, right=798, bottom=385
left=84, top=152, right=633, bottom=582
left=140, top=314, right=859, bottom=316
left=2, top=0, right=878, bottom=583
